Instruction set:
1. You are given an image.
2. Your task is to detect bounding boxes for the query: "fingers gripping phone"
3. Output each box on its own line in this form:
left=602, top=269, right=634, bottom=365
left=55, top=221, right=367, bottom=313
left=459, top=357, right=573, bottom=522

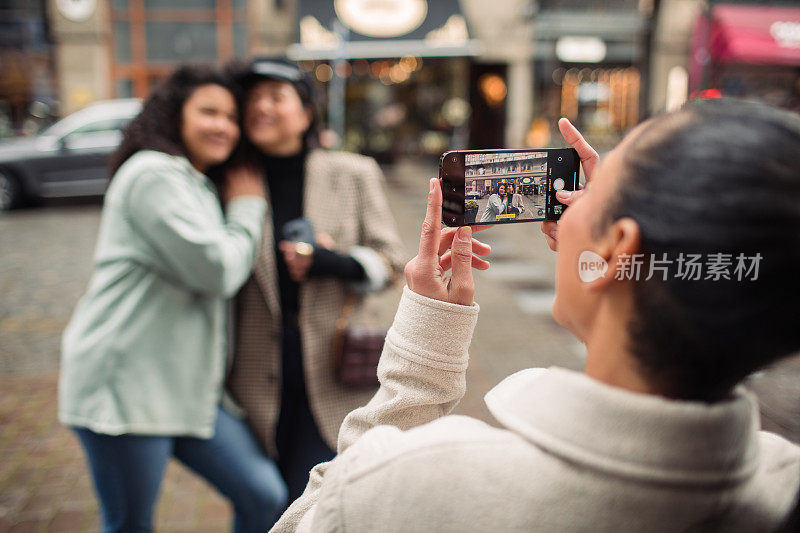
left=440, top=148, right=580, bottom=227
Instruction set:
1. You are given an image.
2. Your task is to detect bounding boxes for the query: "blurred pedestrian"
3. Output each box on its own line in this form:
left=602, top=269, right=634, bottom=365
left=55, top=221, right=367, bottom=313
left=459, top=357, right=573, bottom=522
left=506, top=181, right=525, bottom=216
left=59, top=64, right=287, bottom=533
left=224, top=57, right=405, bottom=503
left=274, top=99, right=800, bottom=531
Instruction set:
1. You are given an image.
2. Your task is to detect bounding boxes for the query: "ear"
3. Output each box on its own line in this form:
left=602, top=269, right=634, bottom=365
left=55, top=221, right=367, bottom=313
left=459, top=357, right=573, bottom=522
left=303, top=107, right=313, bottom=130
left=586, top=217, right=641, bottom=292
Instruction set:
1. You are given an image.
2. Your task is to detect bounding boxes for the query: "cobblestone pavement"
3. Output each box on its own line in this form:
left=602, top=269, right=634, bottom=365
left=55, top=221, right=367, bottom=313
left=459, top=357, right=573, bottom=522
left=1, top=162, right=798, bottom=531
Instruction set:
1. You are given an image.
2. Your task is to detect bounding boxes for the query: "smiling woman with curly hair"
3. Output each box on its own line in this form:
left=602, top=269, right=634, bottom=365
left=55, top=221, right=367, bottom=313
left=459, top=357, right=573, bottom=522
left=60, top=64, right=288, bottom=532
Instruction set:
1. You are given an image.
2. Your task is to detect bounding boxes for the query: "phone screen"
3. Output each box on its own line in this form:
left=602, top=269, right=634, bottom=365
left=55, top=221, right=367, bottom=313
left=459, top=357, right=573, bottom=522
left=440, top=148, right=579, bottom=227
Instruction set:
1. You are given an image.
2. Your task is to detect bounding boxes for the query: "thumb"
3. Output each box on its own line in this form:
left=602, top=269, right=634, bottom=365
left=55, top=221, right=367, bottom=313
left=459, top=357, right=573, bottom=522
left=449, top=226, right=475, bottom=305
left=555, top=190, right=573, bottom=203
left=556, top=189, right=584, bottom=205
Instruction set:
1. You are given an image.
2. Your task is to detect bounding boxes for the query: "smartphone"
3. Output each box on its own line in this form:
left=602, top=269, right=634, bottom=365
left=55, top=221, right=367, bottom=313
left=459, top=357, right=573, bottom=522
left=440, top=148, right=580, bottom=227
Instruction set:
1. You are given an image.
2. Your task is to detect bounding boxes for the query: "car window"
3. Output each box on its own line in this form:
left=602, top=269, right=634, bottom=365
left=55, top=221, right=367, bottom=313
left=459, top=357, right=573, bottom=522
left=66, top=117, right=132, bottom=136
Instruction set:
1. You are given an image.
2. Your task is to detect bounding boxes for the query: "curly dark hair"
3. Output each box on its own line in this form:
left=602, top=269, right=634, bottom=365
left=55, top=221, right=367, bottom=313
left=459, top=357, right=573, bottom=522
left=109, top=64, right=241, bottom=177
left=493, top=181, right=509, bottom=196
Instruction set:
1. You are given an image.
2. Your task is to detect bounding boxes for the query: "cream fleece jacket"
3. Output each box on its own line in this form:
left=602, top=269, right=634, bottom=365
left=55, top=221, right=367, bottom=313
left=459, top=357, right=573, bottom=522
left=272, top=287, right=800, bottom=532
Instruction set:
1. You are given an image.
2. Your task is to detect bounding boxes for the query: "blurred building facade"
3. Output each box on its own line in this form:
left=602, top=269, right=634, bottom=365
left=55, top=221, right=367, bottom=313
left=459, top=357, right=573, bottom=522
left=1, top=1, right=798, bottom=152
left=526, top=0, right=651, bottom=151
left=650, top=0, right=800, bottom=116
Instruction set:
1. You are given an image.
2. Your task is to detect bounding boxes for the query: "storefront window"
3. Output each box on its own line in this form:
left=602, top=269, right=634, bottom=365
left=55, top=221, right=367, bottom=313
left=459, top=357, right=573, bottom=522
left=0, top=1, right=57, bottom=136
left=711, top=65, right=800, bottom=113
left=234, top=21, right=247, bottom=59
left=540, top=65, right=640, bottom=151
left=540, top=0, right=637, bottom=10
left=145, top=22, right=218, bottom=62
left=144, top=0, right=215, bottom=8
left=116, top=79, right=134, bottom=99
left=113, top=22, right=131, bottom=63
left=310, top=58, right=469, bottom=162
left=111, top=0, right=247, bottom=98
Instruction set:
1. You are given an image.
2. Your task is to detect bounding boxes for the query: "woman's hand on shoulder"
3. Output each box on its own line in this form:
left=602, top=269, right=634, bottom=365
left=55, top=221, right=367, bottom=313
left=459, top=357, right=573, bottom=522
left=224, top=165, right=265, bottom=203
left=404, top=179, right=492, bottom=306
left=541, top=118, right=599, bottom=251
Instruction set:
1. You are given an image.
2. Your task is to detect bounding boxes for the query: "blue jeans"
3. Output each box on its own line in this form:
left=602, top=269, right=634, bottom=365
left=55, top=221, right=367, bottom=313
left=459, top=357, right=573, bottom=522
left=73, top=406, right=287, bottom=533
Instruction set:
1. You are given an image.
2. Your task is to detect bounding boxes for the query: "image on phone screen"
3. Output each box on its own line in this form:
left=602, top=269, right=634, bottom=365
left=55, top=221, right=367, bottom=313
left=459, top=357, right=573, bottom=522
left=440, top=148, right=579, bottom=227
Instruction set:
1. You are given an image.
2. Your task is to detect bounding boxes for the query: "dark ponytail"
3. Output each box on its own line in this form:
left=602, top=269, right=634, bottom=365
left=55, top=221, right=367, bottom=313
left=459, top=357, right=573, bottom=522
left=608, top=99, right=800, bottom=400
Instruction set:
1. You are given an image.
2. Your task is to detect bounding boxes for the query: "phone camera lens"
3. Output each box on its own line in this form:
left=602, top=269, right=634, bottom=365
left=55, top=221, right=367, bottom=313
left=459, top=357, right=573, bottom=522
left=452, top=156, right=458, bottom=163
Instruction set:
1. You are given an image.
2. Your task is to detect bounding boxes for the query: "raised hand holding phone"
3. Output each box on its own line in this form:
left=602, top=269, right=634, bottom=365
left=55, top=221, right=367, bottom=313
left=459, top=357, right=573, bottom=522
left=405, top=178, right=492, bottom=306
left=541, top=118, right=600, bottom=251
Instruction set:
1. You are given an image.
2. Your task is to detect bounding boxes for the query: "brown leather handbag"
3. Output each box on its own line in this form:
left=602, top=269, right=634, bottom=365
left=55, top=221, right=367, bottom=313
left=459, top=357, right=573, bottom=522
left=332, top=296, right=386, bottom=388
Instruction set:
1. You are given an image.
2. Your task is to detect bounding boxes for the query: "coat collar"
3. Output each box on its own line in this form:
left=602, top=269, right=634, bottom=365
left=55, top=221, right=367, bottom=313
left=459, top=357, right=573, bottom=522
left=484, top=367, right=761, bottom=486
left=303, top=149, right=330, bottom=222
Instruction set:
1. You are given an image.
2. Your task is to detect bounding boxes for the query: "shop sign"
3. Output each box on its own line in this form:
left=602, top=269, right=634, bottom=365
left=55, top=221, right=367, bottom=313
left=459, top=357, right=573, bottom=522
left=425, top=15, right=469, bottom=47
left=300, top=16, right=341, bottom=49
left=770, top=21, right=800, bottom=49
left=57, top=0, right=97, bottom=22
left=334, top=0, right=428, bottom=38
left=556, top=37, right=607, bottom=63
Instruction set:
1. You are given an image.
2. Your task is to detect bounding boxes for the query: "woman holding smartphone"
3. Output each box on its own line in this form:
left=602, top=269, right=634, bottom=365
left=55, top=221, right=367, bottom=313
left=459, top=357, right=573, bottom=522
left=276, top=99, right=800, bottom=532
left=59, top=65, right=287, bottom=532
left=223, top=57, right=405, bottom=503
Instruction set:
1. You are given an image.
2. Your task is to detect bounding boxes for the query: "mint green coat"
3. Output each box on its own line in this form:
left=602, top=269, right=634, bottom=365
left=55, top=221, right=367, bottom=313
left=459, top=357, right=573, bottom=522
left=58, top=150, right=266, bottom=438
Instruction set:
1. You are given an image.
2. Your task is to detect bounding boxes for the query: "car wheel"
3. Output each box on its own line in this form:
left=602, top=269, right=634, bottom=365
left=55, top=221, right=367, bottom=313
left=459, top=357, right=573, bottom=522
left=0, top=169, right=21, bottom=211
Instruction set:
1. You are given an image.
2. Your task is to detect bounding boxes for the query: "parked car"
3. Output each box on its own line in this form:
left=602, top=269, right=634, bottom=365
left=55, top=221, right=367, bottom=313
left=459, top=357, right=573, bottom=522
left=0, top=99, right=141, bottom=211
left=466, top=191, right=482, bottom=200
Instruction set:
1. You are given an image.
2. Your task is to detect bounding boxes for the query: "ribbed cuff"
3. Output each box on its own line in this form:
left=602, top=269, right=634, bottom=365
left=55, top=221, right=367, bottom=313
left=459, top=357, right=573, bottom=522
left=348, top=246, right=390, bottom=293
left=385, top=286, right=480, bottom=372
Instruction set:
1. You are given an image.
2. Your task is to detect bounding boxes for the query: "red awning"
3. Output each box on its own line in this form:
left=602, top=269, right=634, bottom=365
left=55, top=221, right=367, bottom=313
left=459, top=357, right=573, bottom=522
left=711, top=5, right=800, bottom=66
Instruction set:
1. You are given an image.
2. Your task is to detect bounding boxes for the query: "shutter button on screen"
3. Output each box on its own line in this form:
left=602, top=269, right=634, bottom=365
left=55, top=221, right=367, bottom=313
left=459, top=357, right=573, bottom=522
left=553, top=178, right=565, bottom=191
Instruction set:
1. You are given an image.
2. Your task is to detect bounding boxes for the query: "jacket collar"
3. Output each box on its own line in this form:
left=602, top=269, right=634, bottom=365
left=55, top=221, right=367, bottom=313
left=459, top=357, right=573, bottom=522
left=484, top=367, right=761, bottom=486
left=303, top=149, right=329, bottom=222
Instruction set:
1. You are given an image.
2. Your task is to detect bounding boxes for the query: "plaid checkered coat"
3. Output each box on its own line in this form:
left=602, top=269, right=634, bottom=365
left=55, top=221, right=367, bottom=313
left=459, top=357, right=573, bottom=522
left=226, top=149, right=406, bottom=457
